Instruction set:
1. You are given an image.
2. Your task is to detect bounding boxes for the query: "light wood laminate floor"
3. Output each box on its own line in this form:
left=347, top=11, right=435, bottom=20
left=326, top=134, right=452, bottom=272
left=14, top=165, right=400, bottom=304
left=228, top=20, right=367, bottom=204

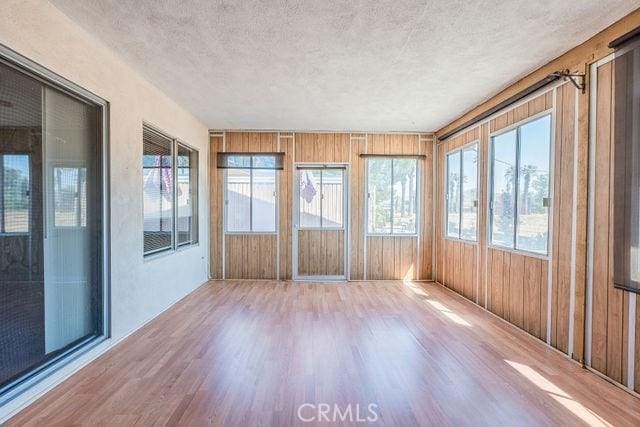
left=8, top=280, right=640, bottom=426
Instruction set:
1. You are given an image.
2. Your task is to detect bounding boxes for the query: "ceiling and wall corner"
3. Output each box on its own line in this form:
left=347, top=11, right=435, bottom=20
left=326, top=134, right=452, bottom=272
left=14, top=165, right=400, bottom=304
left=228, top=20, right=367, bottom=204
left=48, top=0, right=638, bottom=132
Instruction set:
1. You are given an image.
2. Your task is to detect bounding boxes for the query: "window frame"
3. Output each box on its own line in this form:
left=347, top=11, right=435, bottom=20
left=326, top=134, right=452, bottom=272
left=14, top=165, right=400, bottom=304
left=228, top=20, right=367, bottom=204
left=176, top=142, right=199, bottom=247
left=488, top=112, right=553, bottom=258
left=142, top=123, right=199, bottom=258
left=297, top=166, right=346, bottom=231
left=365, top=157, right=420, bottom=236
left=223, top=155, right=278, bottom=235
left=444, top=141, right=479, bottom=243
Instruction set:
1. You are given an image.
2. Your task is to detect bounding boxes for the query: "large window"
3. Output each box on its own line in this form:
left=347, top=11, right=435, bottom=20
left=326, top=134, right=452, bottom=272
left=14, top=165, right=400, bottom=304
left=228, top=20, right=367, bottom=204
left=0, top=55, right=105, bottom=398
left=225, top=155, right=277, bottom=233
left=446, top=143, right=478, bottom=240
left=143, top=126, right=198, bottom=256
left=490, top=115, right=551, bottom=254
left=367, top=158, right=418, bottom=235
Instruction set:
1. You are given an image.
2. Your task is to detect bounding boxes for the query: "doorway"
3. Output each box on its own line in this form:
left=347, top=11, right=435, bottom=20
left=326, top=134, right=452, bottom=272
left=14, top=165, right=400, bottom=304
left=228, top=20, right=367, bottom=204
left=292, top=164, right=348, bottom=280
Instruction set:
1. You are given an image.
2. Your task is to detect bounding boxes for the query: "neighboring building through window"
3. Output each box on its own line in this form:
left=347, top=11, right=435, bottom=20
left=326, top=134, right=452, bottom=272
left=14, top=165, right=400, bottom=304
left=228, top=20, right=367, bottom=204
left=446, top=143, right=478, bottom=241
left=225, top=155, right=277, bottom=233
left=367, top=157, right=418, bottom=235
left=490, top=114, right=551, bottom=255
left=298, top=167, right=344, bottom=229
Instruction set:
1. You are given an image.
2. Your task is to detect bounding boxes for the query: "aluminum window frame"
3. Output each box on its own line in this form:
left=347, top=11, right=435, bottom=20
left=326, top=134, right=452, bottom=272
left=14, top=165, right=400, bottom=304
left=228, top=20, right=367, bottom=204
left=488, top=112, right=553, bottom=257
left=142, top=123, right=200, bottom=258
left=223, top=154, right=278, bottom=235
left=365, top=157, right=420, bottom=236
left=444, top=141, right=479, bottom=242
left=296, top=166, right=346, bottom=231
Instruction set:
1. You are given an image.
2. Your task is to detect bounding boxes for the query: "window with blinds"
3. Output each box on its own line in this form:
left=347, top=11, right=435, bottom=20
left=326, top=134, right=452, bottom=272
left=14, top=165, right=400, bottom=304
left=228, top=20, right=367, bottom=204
left=142, top=126, right=199, bottom=256
left=143, top=127, right=174, bottom=255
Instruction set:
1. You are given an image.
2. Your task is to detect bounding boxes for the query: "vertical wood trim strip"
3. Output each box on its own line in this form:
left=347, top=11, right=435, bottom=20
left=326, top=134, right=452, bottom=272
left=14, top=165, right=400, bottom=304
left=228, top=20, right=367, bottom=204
left=547, top=88, right=557, bottom=345
left=568, top=86, right=580, bottom=357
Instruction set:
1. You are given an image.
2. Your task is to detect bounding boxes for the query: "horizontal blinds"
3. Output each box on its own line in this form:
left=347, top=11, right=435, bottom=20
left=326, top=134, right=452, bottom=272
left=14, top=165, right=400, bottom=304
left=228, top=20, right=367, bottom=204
left=217, top=152, right=285, bottom=169
left=143, top=126, right=173, bottom=254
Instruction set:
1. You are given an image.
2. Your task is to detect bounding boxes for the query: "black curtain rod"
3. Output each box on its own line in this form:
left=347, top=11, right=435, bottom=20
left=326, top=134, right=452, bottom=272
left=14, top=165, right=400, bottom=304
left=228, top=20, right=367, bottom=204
left=438, top=74, right=561, bottom=141
left=609, top=26, right=640, bottom=49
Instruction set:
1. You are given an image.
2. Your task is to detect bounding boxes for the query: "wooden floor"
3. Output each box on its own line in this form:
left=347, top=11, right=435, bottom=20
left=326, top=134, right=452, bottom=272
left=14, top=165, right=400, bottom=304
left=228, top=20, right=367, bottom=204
left=9, top=280, right=640, bottom=426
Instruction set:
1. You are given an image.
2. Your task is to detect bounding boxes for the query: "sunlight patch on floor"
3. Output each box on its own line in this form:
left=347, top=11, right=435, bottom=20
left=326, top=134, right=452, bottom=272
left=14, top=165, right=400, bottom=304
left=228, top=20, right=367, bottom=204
left=505, top=360, right=612, bottom=427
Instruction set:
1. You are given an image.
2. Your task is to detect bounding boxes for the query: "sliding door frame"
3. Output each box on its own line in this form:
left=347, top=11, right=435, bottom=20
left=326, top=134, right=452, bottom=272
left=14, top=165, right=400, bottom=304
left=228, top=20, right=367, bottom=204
left=0, top=44, right=110, bottom=404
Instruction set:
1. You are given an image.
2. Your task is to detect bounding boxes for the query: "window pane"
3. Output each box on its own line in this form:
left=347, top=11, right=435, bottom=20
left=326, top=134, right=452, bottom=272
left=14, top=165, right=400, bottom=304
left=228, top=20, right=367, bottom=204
left=299, top=169, right=321, bottom=228
left=143, top=129, right=173, bottom=253
left=392, top=159, right=417, bottom=234
left=517, top=115, right=551, bottom=254
left=446, top=152, right=461, bottom=238
left=252, top=169, right=276, bottom=232
left=227, top=168, right=251, bottom=232
left=491, top=130, right=517, bottom=247
left=177, top=145, right=197, bottom=245
left=367, top=159, right=392, bottom=233
left=461, top=145, right=478, bottom=240
left=2, top=154, right=30, bottom=233
left=227, top=155, right=250, bottom=168
left=321, top=169, right=343, bottom=228
left=53, top=167, right=86, bottom=227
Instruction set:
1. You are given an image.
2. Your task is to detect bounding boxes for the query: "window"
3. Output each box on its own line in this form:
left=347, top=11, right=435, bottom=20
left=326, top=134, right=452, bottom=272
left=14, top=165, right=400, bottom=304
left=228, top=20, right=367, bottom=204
left=367, top=158, right=418, bottom=234
left=446, top=143, right=478, bottom=240
left=225, top=155, right=277, bottom=233
left=490, top=115, right=551, bottom=254
left=143, top=126, right=199, bottom=255
left=0, top=154, right=30, bottom=233
left=177, top=144, right=198, bottom=246
left=298, top=167, right=344, bottom=229
left=53, top=166, right=86, bottom=227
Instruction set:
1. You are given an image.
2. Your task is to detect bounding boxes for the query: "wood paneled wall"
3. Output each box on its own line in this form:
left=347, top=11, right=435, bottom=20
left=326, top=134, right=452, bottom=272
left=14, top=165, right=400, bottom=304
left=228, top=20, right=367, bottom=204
left=210, top=131, right=434, bottom=281
left=435, top=9, right=640, bottom=396
left=436, top=88, right=578, bottom=351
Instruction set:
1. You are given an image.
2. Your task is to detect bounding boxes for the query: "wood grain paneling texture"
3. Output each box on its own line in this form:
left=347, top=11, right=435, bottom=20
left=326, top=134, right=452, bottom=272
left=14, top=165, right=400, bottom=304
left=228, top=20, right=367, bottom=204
left=211, top=131, right=435, bottom=281
left=297, top=230, right=344, bottom=276
left=436, top=91, right=558, bottom=346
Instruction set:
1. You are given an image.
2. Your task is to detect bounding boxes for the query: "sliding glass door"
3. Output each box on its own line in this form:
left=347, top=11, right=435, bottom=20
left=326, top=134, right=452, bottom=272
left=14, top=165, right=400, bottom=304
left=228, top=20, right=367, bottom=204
left=0, top=57, right=105, bottom=397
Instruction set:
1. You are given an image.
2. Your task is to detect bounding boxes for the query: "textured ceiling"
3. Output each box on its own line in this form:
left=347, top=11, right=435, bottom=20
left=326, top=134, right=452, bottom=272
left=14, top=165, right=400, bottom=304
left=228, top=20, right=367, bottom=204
left=50, top=0, right=637, bottom=132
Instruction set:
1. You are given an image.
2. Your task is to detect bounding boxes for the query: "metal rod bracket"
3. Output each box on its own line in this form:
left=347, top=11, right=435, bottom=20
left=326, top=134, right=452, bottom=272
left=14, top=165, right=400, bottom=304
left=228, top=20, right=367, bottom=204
left=550, top=69, right=586, bottom=93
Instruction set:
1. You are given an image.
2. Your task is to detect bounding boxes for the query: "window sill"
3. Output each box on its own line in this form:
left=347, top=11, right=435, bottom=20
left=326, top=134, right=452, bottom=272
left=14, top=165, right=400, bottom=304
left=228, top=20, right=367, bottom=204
left=487, top=244, right=549, bottom=260
left=366, top=233, right=418, bottom=238
left=443, top=236, right=478, bottom=244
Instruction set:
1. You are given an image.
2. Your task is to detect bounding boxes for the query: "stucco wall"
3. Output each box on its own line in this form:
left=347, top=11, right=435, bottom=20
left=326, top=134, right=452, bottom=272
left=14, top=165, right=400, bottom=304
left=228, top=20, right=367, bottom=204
left=0, top=0, right=210, bottom=418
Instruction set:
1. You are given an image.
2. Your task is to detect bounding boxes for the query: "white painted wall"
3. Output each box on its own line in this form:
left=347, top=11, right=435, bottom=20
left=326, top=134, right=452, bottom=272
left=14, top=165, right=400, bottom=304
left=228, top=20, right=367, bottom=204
left=0, top=0, right=210, bottom=419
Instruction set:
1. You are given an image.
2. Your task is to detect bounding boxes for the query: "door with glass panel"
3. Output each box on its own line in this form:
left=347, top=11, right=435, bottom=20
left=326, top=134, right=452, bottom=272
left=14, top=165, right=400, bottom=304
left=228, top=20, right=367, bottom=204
left=0, top=57, right=104, bottom=397
left=293, top=165, right=348, bottom=280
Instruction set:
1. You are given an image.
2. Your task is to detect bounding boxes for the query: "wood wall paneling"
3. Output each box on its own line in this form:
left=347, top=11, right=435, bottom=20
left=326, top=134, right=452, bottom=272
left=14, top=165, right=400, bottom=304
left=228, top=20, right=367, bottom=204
left=212, top=131, right=434, bottom=281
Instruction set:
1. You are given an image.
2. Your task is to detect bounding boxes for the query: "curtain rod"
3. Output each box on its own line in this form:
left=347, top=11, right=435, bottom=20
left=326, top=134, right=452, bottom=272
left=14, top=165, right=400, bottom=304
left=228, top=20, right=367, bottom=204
left=359, top=154, right=426, bottom=159
left=438, top=74, right=561, bottom=141
left=609, top=26, right=640, bottom=49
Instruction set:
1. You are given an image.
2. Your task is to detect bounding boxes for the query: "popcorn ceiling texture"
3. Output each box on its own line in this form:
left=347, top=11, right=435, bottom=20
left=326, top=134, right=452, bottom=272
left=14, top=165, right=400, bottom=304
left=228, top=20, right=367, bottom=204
left=50, top=0, right=637, bottom=132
